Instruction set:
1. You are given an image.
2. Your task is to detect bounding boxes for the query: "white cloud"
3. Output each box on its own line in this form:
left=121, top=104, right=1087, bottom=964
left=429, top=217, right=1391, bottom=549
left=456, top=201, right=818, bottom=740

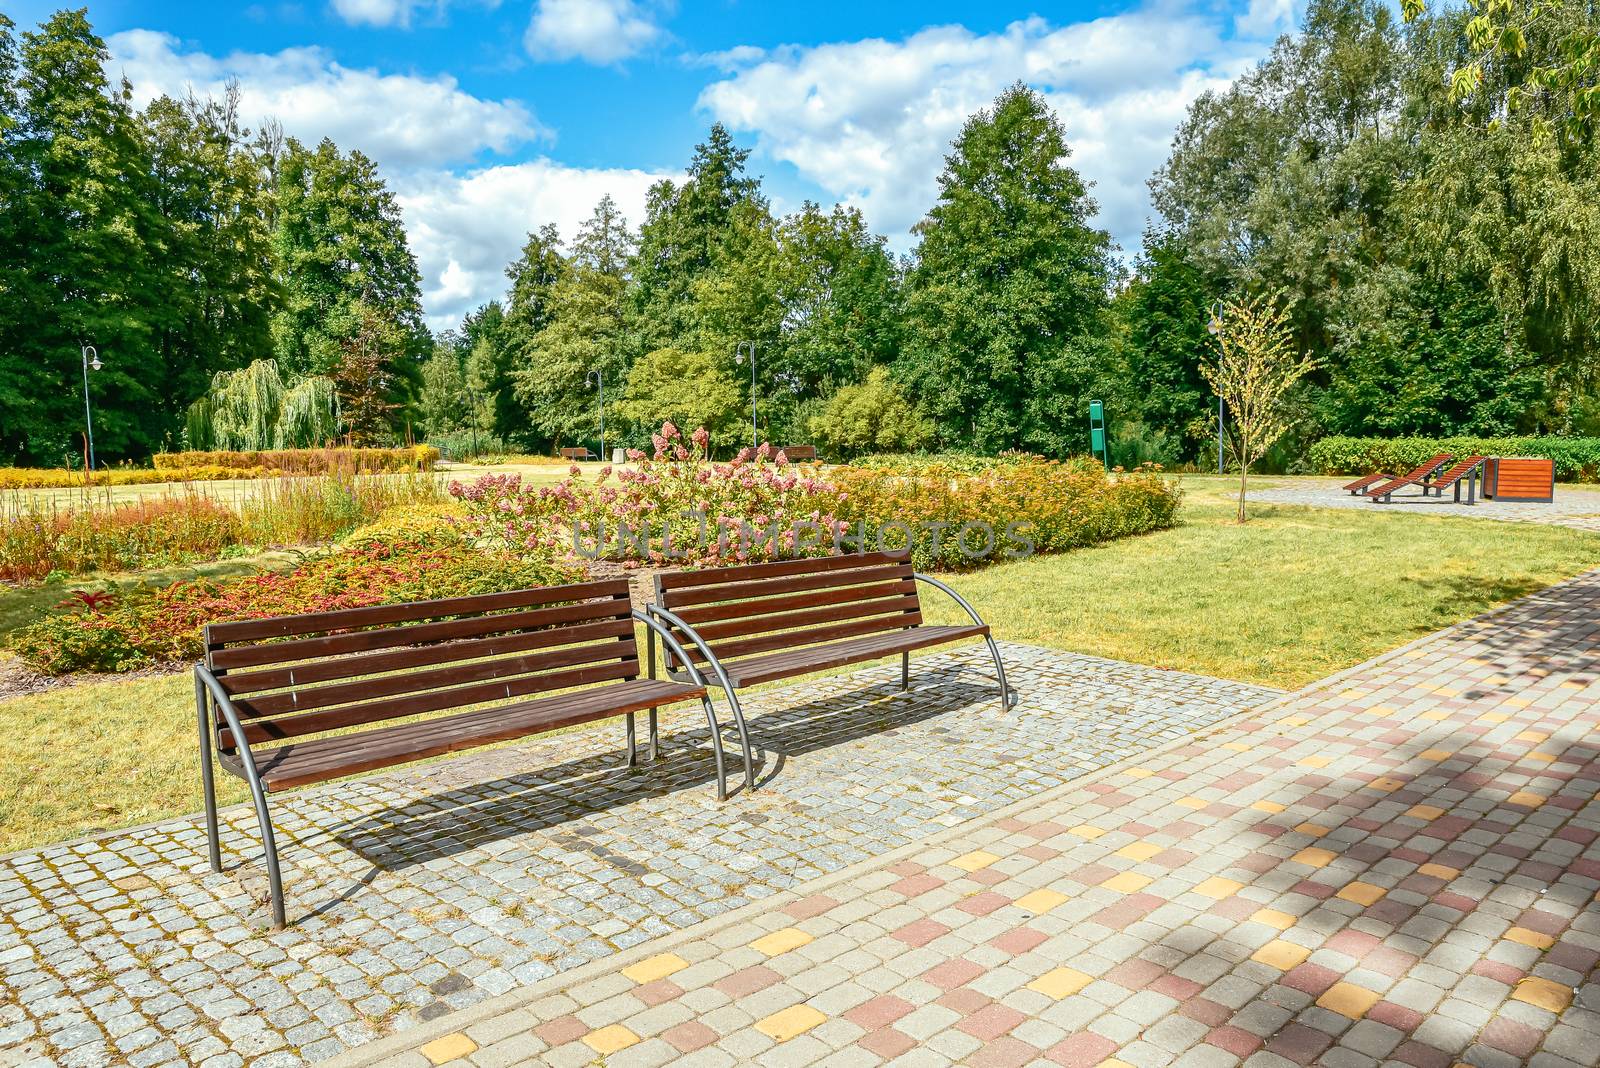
left=697, top=10, right=1272, bottom=256
left=330, top=0, right=421, bottom=27
left=106, top=29, right=542, bottom=170
left=395, top=160, right=672, bottom=328
left=525, top=0, right=664, bottom=64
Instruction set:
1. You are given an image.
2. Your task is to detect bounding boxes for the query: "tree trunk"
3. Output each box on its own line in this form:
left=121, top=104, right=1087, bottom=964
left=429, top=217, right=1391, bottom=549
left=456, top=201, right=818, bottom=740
left=1237, top=463, right=1248, bottom=524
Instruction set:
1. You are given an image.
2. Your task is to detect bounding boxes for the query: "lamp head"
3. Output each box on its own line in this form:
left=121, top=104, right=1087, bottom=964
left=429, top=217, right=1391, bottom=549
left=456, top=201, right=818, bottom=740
left=90, top=356, right=103, bottom=371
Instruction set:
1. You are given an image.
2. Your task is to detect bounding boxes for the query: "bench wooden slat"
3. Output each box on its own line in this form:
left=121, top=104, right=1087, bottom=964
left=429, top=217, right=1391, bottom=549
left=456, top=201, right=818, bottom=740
left=683, top=611, right=924, bottom=665
left=656, top=551, right=908, bottom=591
left=208, top=594, right=630, bottom=671
left=660, top=563, right=912, bottom=610
left=206, top=580, right=627, bottom=644
left=685, top=593, right=921, bottom=646
left=230, top=678, right=702, bottom=790
left=670, top=579, right=916, bottom=627
left=714, top=624, right=988, bottom=687
left=234, top=632, right=636, bottom=719
left=217, top=617, right=636, bottom=696
left=221, top=658, right=640, bottom=749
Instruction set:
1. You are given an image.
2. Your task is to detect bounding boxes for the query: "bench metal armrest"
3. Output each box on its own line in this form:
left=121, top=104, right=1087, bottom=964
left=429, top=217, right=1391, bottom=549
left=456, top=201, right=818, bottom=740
left=195, top=663, right=255, bottom=763
left=644, top=604, right=742, bottom=697
left=912, top=572, right=988, bottom=629
left=630, top=610, right=708, bottom=689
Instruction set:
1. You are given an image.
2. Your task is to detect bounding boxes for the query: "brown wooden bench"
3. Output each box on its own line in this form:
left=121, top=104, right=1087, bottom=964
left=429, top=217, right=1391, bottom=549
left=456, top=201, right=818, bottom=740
left=1367, top=454, right=1452, bottom=503
left=779, top=445, right=817, bottom=462
left=559, top=446, right=596, bottom=462
left=645, top=552, right=1013, bottom=756
left=1430, top=456, right=1487, bottom=503
left=194, top=580, right=739, bottom=928
left=1342, top=471, right=1391, bottom=496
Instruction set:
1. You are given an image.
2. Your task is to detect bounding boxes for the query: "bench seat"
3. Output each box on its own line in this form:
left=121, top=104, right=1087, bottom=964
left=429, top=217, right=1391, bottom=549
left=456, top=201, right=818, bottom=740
left=228, top=678, right=704, bottom=790
left=714, top=624, right=990, bottom=687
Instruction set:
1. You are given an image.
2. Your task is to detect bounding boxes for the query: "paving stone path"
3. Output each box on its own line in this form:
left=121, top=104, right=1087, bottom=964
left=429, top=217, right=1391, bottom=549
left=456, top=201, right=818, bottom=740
left=0, top=645, right=1273, bottom=1068
left=1246, top=479, right=1600, bottom=532
left=344, top=568, right=1600, bottom=1068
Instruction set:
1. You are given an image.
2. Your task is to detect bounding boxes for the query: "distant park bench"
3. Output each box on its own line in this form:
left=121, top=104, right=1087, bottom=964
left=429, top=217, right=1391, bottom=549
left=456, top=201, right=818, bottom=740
left=736, top=444, right=817, bottom=462
left=559, top=447, right=597, bottom=462
left=194, top=580, right=740, bottom=928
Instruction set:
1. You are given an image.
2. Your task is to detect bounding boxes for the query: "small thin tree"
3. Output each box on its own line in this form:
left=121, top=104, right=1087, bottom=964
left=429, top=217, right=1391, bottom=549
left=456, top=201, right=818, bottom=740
left=1201, top=292, right=1317, bottom=523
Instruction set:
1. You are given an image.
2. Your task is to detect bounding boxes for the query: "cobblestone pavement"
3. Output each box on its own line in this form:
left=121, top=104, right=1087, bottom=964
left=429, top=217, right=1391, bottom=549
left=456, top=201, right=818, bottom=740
left=1246, top=479, right=1600, bottom=532
left=0, top=644, right=1275, bottom=1068
left=345, top=567, right=1600, bottom=1068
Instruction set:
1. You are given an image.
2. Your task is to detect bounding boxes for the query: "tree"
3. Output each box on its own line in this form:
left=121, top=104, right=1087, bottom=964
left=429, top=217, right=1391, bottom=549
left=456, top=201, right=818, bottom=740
left=1119, top=231, right=1220, bottom=457
left=418, top=342, right=470, bottom=437
left=497, top=228, right=566, bottom=443
left=898, top=85, right=1115, bottom=455
left=1202, top=293, right=1318, bottom=522
left=614, top=348, right=743, bottom=446
left=332, top=304, right=407, bottom=444
left=271, top=137, right=428, bottom=380
left=808, top=367, right=933, bottom=459
left=513, top=195, right=634, bottom=448
left=186, top=358, right=339, bottom=450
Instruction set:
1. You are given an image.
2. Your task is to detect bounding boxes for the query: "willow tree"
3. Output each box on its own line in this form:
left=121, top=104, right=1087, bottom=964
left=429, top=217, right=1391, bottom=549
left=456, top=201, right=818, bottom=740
left=186, top=358, right=339, bottom=449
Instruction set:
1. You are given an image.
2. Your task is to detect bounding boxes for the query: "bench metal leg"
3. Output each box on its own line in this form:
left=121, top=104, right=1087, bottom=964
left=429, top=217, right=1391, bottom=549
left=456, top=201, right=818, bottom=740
left=625, top=712, right=637, bottom=767
left=236, top=759, right=286, bottom=929
left=985, top=635, right=1016, bottom=712
left=699, top=696, right=729, bottom=801
left=648, top=708, right=659, bottom=762
left=901, top=651, right=910, bottom=690
left=195, top=673, right=222, bottom=874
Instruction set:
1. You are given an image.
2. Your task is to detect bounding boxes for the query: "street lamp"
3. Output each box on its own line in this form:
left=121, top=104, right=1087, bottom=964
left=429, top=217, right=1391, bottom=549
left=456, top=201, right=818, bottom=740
left=733, top=341, right=757, bottom=449
left=81, top=344, right=102, bottom=471
left=1206, top=302, right=1224, bottom=476
left=586, top=370, right=604, bottom=461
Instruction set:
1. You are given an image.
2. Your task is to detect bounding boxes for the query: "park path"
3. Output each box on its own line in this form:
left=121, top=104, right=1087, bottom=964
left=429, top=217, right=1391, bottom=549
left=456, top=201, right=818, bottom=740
left=344, top=568, right=1600, bottom=1068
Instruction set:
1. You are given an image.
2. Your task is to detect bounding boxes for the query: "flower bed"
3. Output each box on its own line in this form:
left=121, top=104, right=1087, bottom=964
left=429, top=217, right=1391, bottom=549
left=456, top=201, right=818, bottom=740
left=0, top=495, right=244, bottom=583
left=827, top=458, right=1182, bottom=570
left=450, top=423, right=844, bottom=567
left=8, top=508, right=576, bottom=675
left=153, top=446, right=439, bottom=474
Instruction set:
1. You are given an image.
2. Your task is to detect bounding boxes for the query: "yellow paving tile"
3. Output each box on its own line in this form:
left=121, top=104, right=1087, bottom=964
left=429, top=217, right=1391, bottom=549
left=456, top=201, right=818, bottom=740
left=1526, top=752, right=1557, bottom=764
left=1291, top=847, right=1336, bottom=868
left=1506, top=697, right=1532, bottom=708
left=1251, top=908, right=1297, bottom=931
left=1432, top=687, right=1459, bottom=698
left=755, top=1005, right=826, bottom=1042
left=1507, top=791, right=1546, bottom=808
left=1418, top=863, right=1459, bottom=880
left=1099, top=1061, right=1136, bottom=1068
left=621, top=952, right=689, bottom=984
left=1478, top=712, right=1511, bottom=723
left=1102, top=872, right=1153, bottom=894
left=1294, top=823, right=1330, bottom=838
left=1028, top=967, right=1093, bottom=999
left=1406, top=805, right=1445, bottom=821
left=1515, top=730, right=1549, bottom=743
left=1069, top=825, right=1107, bottom=840
left=420, top=1034, right=478, bottom=1065
left=1015, top=888, right=1071, bottom=914
left=1317, top=982, right=1382, bottom=1018
left=583, top=1026, right=640, bottom=1055
left=1115, top=842, right=1163, bottom=862
left=950, top=850, right=1001, bottom=873
left=1419, top=749, right=1453, bottom=761
left=1222, top=742, right=1252, bottom=752
left=1420, top=709, right=1450, bottom=721
left=1251, top=939, right=1311, bottom=970
left=1280, top=715, right=1311, bottom=727
left=1192, top=877, right=1243, bottom=899
left=1251, top=800, right=1286, bottom=813
left=750, top=928, right=814, bottom=956
left=1297, top=755, right=1331, bottom=768
left=1366, top=778, right=1403, bottom=792
left=1513, top=976, right=1574, bottom=1013
left=1336, top=882, right=1387, bottom=906
left=1124, top=768, right=1154, bottom=779
left=1176, top=796, right=1208, bottom=810
left=1505, top=926, right=1555, bottom=950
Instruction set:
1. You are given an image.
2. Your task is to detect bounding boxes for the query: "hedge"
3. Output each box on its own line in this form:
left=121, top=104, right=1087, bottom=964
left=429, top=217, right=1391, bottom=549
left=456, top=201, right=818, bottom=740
left=1308, top=437, right=1600, bottom=482
left=153, top=446, right=438, bottom=473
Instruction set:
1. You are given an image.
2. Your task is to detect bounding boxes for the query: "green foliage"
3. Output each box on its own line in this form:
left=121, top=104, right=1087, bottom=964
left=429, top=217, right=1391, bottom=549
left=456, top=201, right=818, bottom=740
left=614, top=349, right=743, bottom=445
left=1307, top=435, right=1600, bottom=481
left=185, top=359, right=339, bottom=450
left=807, top=368, right=934, bottom=459
left=898, top=84, right=1116, bottom=456
left=1119, top=232, right=1218, bottom=458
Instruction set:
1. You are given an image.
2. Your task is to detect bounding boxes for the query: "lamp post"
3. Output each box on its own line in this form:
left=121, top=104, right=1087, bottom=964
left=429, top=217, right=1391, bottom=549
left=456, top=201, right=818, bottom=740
left=586, top=369, right=604, bottom=461
left=81, top=344, right=102, bottom=471
left=733, top=342, right=757, bottom=449
left=1206, top=302, right=1224, bottom=476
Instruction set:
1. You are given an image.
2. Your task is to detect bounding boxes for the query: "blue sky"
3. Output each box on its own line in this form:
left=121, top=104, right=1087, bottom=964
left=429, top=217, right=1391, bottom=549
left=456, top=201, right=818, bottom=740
left=13, top=0, right=1299, bottom=328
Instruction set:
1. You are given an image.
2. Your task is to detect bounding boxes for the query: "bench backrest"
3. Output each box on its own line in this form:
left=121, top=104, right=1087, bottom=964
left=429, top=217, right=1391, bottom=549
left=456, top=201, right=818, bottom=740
left=559, top=447, right=591, bottom=460
left=654, top=551, right=919, bottom=667
left=780, top=445, right=817, bottom=462
left=204, top=579, right=637, bottom=751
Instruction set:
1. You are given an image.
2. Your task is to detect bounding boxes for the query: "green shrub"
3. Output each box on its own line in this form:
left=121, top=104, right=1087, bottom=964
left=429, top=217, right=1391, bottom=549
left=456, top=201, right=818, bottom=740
left=1307, top=436, right=1600, bottom=481
left=153, top=446, right=438, bottom=473
left=850, top=451, right=1044, bottom=474
left=807, top=367, right=934, bottom=459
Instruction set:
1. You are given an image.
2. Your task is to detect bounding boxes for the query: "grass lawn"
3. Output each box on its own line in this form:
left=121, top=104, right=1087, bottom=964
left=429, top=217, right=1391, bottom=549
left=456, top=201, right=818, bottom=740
left=1, top=480, right=1597, bottom=854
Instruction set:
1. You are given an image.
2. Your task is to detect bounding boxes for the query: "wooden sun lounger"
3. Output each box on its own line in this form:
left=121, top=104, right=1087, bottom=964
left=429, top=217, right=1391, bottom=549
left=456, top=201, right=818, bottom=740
left=1429, top=456, right=1487, bottom=504
left=1367, top=454, right=1453, bottom=503
left=1342, top=472, right=1392, bottom=496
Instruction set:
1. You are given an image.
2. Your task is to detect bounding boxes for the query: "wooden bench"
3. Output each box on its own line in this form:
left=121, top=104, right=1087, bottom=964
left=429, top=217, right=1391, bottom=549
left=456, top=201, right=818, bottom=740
left=645, top=553, right=1013, bottom=752
left=1430, top=456, right=1487, bottom=504
left=779, top=445, right=817, bottom=462
left=1367, top=454, right=1452, bottom=503
left=194, top=580, right=741, bottom=928
left=1342, top=472, right=1391, bottom=496
left=559, top=447, right=596, bottom=462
